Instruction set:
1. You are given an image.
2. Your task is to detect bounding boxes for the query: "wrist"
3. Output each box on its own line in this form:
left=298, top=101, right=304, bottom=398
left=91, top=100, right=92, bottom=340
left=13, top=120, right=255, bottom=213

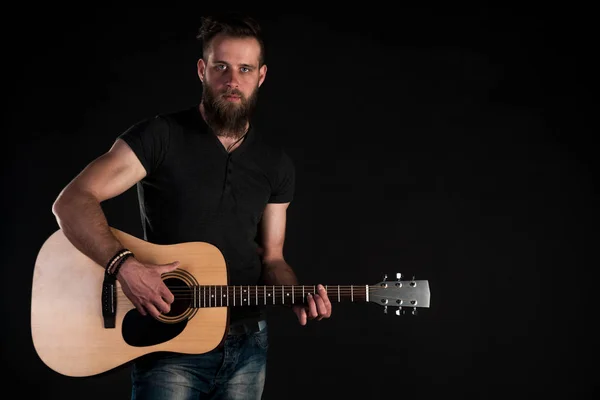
left=105, top=248, right=134, bottom=277
left=115, top=256, right=136, bottom=279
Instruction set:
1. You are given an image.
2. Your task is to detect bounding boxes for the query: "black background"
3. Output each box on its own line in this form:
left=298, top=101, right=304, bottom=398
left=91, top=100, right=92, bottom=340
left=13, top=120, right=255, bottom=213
left=2, top=6, right=597, bottom=399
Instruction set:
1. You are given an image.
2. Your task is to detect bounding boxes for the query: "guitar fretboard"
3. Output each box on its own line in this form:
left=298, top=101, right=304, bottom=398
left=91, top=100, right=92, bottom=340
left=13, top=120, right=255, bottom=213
left=186, top=285, right=368, bottom=308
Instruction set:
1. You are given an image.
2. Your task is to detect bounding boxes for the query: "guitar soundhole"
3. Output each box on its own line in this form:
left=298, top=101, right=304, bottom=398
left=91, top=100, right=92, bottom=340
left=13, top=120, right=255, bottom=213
left=121, top=277, right=193, bottom=347
left=163, top=277, right=191, bottom=318
left=122, top=311, right=187, bottom=347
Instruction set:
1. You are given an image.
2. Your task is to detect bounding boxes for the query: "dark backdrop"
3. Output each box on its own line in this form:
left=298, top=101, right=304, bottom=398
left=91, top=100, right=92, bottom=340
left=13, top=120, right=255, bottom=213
left=2, top=6, right=597, bottom=399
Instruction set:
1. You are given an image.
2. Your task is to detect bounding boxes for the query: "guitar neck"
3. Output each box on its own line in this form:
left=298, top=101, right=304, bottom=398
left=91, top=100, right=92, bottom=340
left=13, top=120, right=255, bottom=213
left=189, top=285, right=368, bottom=308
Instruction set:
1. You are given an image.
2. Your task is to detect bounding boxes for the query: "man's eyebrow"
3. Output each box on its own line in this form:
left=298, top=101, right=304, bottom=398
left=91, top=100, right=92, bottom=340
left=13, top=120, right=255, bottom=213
left=212, top=60, right=257, bottom=68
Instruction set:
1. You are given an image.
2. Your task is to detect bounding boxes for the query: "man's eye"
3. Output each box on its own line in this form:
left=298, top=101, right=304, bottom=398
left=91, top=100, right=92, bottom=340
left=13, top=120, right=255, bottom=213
left=241, top=67, right=250, bottom=73
left=216, top=65, right=226, bottom=70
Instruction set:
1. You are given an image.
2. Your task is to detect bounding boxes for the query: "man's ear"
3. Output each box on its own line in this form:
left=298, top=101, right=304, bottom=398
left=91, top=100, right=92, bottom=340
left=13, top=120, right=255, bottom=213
left=197, top=58, right=206, bottom=82
left=258, top=64, right=267, bottom=87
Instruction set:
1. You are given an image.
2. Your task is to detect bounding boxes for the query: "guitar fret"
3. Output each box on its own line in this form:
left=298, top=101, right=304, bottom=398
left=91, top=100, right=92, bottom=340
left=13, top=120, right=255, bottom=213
left=192, top=283, right=372, bottom=308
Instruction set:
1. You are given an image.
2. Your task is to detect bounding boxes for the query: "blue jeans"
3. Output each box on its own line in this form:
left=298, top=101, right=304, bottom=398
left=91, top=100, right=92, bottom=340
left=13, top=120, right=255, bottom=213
left=130, top=321, right=268, bottom=399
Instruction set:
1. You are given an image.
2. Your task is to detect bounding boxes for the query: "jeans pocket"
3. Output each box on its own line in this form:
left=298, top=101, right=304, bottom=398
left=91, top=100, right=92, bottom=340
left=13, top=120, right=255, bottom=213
left=252, top=327, right=269, bottom=350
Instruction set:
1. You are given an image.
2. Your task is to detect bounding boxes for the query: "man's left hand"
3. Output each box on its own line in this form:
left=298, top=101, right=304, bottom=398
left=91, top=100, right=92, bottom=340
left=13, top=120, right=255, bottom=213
left=292, top=284, right=332, bottom=325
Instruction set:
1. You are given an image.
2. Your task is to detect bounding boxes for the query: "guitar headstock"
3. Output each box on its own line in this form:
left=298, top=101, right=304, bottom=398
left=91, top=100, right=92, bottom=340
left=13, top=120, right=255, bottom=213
left=369, top=273, right=431, bottom=315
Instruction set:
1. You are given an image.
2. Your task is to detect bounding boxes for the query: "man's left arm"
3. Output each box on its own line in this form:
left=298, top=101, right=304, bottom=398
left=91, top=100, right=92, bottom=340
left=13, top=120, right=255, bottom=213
left=259, top=202, right=331, bottom=325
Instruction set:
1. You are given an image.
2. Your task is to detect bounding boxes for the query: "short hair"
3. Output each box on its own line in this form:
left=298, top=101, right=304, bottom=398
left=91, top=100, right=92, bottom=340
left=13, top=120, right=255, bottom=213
left=196, top=14, right=266, bottom=66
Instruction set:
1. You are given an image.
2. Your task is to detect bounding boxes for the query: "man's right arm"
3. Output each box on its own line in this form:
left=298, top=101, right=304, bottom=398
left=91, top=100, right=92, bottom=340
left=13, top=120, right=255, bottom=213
left=52, top=138, right=146, bottom=268
left=52, top=138, right=178, bottom=318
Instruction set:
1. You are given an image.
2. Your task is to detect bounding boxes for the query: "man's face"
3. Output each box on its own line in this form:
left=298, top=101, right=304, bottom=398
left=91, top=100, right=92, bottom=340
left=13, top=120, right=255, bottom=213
left=198, top=34, right=267, bottom=138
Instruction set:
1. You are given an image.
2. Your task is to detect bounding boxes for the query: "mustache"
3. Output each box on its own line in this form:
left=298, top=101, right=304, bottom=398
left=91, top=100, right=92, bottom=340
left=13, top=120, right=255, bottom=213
left=221, top=88, right=244, bottom=97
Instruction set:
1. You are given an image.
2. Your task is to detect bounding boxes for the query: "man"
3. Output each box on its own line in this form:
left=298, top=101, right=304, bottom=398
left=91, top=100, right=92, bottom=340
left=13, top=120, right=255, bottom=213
left=51, top=14, right=331, bottom=400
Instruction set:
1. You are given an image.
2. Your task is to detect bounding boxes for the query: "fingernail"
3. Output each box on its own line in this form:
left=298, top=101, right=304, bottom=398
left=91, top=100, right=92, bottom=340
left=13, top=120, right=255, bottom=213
left=318, top=284, right=325, bottom=291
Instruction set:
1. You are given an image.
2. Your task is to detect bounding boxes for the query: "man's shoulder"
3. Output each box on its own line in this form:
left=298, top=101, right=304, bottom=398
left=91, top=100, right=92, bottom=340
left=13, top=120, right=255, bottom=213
left=120, top=104, right=201, bottom=142
left=156, top=104, right=201, bottom=128
left=249, top=130, right=294, bottom=169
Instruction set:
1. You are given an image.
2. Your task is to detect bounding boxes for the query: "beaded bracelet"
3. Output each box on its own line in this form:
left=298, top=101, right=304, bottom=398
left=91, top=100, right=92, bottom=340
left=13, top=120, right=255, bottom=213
left=106, top=249, right=133, bottom=275
left=109, top=252, right=133, bottom=277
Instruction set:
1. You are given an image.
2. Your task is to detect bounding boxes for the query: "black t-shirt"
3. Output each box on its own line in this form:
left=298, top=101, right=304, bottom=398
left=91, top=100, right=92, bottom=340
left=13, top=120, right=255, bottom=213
left=118, top=104, right=295, bottom=324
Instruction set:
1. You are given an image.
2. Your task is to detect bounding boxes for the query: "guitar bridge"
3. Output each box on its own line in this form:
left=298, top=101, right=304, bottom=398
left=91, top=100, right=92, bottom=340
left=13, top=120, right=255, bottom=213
left=102, top=274, right=117, bottom=328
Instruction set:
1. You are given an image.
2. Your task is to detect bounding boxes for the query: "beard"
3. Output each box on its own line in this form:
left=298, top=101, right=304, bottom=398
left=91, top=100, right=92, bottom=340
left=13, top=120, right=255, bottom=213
left=201, top=82, right=259, bottom=139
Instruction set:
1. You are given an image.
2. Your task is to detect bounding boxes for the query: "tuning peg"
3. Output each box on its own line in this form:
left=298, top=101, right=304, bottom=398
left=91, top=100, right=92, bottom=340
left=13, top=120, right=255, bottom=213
left=396, top=273, right=402, bottom=280
left=412, top=307, right=418, bottom=316
left=384, top=305, right=388, bottom=314
left=383, top=274, right=388, bottom=281
left=396, top=306, right=403, bottom=316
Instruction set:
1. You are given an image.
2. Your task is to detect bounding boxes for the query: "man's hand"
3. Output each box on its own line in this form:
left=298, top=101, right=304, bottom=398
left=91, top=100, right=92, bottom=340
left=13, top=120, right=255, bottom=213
left=292, top=284, right=332, bottom=325
left=116, top=257, right=180, bottom=319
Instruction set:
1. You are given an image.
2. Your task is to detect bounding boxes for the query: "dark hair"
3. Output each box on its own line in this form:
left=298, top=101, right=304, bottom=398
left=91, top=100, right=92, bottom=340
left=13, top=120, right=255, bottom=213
left=196, top=14, right=266, bottom=66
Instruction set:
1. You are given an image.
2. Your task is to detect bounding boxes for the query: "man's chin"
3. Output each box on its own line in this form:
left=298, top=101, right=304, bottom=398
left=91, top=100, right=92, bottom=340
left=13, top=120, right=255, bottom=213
left=217, top=100, right=244, bottom=111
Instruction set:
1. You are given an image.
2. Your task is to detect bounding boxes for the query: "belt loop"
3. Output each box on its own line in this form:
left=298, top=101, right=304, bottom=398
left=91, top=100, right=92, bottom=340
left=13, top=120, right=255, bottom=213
left=258, top=320, right=267, bottom=331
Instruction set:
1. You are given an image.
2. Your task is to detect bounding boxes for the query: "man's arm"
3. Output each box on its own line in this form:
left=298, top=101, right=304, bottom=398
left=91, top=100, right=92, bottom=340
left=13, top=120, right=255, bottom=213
left=259, top=202, right=331, bottom=325
left=52, top=139, right=146, bottom=267
left=259, top=202, right=298, bottom=286
left=52, top=138, right=178, bottom=318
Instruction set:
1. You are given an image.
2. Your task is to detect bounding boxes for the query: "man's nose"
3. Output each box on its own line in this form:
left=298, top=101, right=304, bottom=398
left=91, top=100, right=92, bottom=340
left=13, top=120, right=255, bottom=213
left=224, top=69, right=240, bottom=88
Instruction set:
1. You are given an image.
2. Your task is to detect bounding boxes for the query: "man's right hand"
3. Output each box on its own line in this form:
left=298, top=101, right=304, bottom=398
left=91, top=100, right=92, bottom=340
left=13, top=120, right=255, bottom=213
left=116, top=257, right=181, bottom=319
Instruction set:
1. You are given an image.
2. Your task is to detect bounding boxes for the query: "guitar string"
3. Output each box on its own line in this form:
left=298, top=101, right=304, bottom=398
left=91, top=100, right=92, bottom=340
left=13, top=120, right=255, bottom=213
left=111, top=288, right=392, bottom=294
left=123, top=286, right=413, bottom=292
left=113, top=292, right=371, bottom=300
left=157, top=290, right=372, bottom=292
left=112, top=288, right=394, bottom=304
left=112, top=289, right=376, bottom=297
left=110, top=285, right=387, bottom=291
left=113, top=289, right=372, bottom=295
left=110, top=286, right=375, bottom=294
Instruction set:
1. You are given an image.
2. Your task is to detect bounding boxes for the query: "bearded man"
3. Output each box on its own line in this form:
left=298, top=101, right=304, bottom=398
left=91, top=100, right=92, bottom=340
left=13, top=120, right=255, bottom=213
left=51, top=14, right=331, bottom=400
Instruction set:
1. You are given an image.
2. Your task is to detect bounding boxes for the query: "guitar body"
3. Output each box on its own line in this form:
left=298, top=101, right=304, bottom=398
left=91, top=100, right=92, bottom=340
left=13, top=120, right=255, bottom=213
left=31, top=228, right=229, bottom=377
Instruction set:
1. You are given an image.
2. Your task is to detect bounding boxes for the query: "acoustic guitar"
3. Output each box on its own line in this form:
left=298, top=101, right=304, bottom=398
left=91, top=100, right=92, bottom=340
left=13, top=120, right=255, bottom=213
left=30, top=227, right=431, bottom=377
